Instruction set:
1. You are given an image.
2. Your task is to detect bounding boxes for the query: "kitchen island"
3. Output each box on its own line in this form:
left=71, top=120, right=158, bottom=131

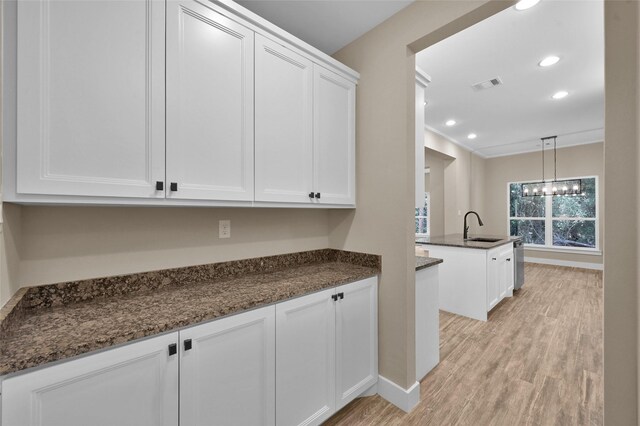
left=416, top=234, right=520, bottom=321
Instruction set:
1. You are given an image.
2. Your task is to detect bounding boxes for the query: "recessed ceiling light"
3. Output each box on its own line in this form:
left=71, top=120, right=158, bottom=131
left=445, top=119, right=456, bottom=126
left=539, top=55, right=560, bottom=67
left=514, top=0, right=540, bottom=11
left=467, top=133, right=477, bottom=140
left=552, top=90, right=569, bottom=100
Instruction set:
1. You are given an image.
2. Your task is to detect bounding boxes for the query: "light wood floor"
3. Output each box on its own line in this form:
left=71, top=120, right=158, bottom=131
left=326, top=263, right=603, bottom=426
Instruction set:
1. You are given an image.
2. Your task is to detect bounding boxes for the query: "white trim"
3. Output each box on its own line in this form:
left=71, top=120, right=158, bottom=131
left=377, top=375, right=420, bottom=413
left=424, top=124, right=486, bottom=158
left=525, top=257, right=603, bottom=271
left=415, top=67, right=431, bottom=87
left=481, top=138, right=604, bottom=159
left=525, top=245, right=602, bottom=256
left=214, top=0, right=360, bottom=82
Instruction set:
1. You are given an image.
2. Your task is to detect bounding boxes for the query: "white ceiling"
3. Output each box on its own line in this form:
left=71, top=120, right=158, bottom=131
left=235, top=0, right=414, bottom=55
left=416, top=0, right=604, bottom=158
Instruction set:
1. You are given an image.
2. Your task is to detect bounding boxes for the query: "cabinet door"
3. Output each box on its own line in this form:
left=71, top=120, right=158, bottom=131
left=313, top=65, right=356, bottom=205
left=276, top=288, right=336, bottom=426
left=1, top=333, right=179, bottom=426
left=335, top=277, right=378, bottom=410
left=166, top=1, right=254, bottom=201
left=255, top=34, right=314, bottom=203
left=16, top=0, right=165, bottom=198
left=180, top=306, right=275, bottom=426
left=500, top=248, right=515, bottom=296
left=487, top=249, right=500, bottom=310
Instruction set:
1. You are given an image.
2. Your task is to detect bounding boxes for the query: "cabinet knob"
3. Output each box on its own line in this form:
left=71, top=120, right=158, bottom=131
left=168, top=343, right=177, bottom=356
left=184, top=339, right=192, bottom=351
left=315, top=192, right=321, bottom=199
left=492, top=258, right=497, bottom=261
left=338, top=292, right=344, bottom=300
left=506, top=258, right=511, bottom=262
left=156, top=181, right=164, bottom=191
left=170, top=182, right=178, bottom=192
left=331, top=294, right=338, bottom=301
left=309, top=192, right=314, bottom=198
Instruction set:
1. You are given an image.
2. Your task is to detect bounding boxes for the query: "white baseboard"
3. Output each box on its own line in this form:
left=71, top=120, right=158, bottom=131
left=524, top=257, right=603, bottom=271
left=377, top=375, right=420, bottom=413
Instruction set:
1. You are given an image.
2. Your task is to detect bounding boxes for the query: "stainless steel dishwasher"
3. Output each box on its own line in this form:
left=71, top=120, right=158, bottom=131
left=514, top=239, right=525, bottom=290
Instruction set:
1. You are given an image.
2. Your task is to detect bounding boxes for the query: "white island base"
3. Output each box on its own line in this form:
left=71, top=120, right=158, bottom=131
left=421, top=243, right=514, bottom=321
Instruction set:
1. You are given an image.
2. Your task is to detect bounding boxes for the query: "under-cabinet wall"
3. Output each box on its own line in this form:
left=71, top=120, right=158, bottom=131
left=14, top=206, right=330, bottom=291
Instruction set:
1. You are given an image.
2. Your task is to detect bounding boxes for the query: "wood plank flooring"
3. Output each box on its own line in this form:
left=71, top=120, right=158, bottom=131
left=325, top=263, right=603, bottom=426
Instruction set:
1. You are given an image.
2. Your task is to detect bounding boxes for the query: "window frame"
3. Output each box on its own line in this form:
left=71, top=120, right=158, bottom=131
left=415, top=192, right=430, bottom=237
left=507, top=175, right=600, bottom=253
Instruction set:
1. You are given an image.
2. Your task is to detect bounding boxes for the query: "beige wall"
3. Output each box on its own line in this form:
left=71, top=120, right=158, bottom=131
left=0, top=204, right=21, bottom=306
left=484, top=142, right=604, bottom=266
left=330, top=0, right=511, bottom=390
left=604, top=1, right=639, bottom=424
left=424, top=129, right=486, bottom=235
left=15, top=207, right=329, bottom=289
left=425, top=149, right=446, bottom=236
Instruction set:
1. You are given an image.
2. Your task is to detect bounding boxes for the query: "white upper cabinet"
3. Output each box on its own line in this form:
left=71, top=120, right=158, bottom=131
left=254, top=34, right=314, bottom=203
left=7, top=0, right=358, bottom=207
left=16, top=0, right=166, bottom=199
left=166, top=0, right=254, bottom=201
left=313, top=65, right=356, bottom=205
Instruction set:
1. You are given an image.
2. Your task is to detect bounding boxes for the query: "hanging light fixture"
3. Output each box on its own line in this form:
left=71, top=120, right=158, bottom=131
left=521, top=136, right=582, bottom=197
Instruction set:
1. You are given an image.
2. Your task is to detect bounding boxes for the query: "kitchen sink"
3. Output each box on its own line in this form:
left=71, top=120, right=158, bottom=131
left=466, top=237, right=504, bottom=243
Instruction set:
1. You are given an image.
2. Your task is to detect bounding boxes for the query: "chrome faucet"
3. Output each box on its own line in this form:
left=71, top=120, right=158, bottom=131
left=463, top=211, right=484, bottom=240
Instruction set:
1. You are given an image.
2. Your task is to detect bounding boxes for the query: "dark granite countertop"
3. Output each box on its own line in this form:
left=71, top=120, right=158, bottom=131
left=415, top=256, right=443, bottom=271
left=0, top=249, right=380, bottom=376
left=415, top=234, right=522, bottom=250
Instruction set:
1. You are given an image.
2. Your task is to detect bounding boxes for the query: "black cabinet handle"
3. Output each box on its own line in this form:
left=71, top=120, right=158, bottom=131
left=338, top=292, right=344, bottom=300
left=156, top=181, right=164, bottom=191
left=506, top=258, right=511, bottom=262
left=315, top=192, right=321, bottom=199
left=309, top=192, right=314, bottom=198
left=168, top=343, right=177, bottom=356
left=492, top=258, right=497, bottom=261
left=331, top=294, right=338, bottom=301
left=170, top=182, right=178, bottom=192
left=184, top=339, right=192, bottom=351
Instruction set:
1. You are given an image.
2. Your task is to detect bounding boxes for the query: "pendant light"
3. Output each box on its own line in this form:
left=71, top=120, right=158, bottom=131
left=521, top=136, right=582, bottom=197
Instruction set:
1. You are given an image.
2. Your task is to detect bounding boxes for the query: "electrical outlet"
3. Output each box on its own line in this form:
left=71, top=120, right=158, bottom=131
left=219, top=220, right=231, bottom=239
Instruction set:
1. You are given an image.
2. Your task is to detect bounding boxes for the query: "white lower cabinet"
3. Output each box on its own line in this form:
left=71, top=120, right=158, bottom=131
left=335, top=277, right=378, bottom=410
left=179, top=305, right=275, bottom=426
left=487, top=245, right=515, bottom=311
left=276, top=288, right=337, bottom=426
left=276, top=277, right=378, bottom=426
left=1, top=333, right=179, bottom=426
left=1, top=278, right=377, bottom=426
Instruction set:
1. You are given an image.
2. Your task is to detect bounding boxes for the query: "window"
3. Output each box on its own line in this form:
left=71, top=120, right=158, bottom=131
left=415, top=193, right=430, bottom=236
left=508, top=177, right=598, bottom=250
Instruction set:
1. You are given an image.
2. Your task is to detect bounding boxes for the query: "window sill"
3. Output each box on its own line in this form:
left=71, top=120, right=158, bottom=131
left=524, top=245, right=602, bottom=256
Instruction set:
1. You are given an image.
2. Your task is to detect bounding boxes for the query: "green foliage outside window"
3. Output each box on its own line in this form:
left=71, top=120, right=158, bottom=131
left=509, top=178, right=597, bottom=249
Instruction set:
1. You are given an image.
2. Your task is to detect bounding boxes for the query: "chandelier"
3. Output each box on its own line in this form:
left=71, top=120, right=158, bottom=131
left=521, top=136, right=582, bottom=197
